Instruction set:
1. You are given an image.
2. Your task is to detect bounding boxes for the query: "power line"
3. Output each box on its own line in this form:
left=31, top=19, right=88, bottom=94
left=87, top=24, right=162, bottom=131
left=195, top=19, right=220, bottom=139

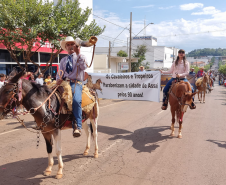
left=92, top=13, right=129, bottom=30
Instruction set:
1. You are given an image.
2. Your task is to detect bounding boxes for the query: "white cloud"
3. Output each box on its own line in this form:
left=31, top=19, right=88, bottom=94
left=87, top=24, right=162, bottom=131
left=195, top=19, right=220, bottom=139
left=180, top=3, right=203, bottom=11
left=159, top=6, right=175, bottom=10
left=93, top=8, right=226, bottom=52
left=192, top=6, right=221, bottom=15
left=132, top=4, right=154, bottom=8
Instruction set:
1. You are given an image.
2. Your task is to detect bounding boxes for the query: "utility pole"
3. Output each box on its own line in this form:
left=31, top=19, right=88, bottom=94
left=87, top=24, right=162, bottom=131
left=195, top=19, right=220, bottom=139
left=108, top=41, right=111, bottom=71
left=129, top=12, right=132, bottom=72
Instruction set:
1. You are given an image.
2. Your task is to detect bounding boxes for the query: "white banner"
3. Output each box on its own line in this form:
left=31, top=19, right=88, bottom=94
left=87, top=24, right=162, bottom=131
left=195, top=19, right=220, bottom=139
left=85, top=71, right=161, bottom=102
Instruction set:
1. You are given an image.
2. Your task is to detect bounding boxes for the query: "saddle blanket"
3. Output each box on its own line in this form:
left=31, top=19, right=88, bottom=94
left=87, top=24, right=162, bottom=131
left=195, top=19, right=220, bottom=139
left=195, top=77, right=203, bottom=87
left=49, top=81, right=95, bottom=114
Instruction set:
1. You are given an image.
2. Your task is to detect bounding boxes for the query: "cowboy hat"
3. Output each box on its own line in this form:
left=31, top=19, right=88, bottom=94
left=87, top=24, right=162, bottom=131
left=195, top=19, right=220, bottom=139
left=199, top=67, right=204, bottom=69
left=139, top=66, right=144, bottom=69
left=60, top=36, right=82, bottom=51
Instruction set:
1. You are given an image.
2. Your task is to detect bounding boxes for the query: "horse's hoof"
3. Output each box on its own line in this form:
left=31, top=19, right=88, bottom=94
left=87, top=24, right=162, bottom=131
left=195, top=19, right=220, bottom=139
left=94, top=153, right=99, bottom=158
left=170, top=133, right=174, bottom=136
left=178, top=135, right=182, bottom=139
left=55, top=174, right=63, bottom=179
left=203, top=101, right=205, bottom=103
left=43, top=170, right=52, bottom=176
left=83, top=152, right=89, bottom=156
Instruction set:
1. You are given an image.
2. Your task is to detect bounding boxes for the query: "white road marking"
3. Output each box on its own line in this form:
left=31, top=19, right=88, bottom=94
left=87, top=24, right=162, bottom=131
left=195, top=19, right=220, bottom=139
left=100, top=101, right=125, bottom=109
left=0, top=129, right=20, bottom=136
left=157, top=110, right=164, bottom=115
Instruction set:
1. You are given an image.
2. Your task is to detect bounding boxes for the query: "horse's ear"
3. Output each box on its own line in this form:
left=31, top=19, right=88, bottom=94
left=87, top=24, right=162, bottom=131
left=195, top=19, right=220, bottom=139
left=192, top=92, right=197, bottom=96
left=10, top=69, right=26, bottom=83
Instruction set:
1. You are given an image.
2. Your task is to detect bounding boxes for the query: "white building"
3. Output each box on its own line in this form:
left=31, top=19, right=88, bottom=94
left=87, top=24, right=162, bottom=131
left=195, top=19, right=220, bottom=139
left=96, top=35, right=179, bottom=70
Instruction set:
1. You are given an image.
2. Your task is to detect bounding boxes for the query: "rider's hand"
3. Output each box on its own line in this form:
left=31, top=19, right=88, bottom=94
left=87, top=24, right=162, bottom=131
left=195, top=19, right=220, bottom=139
left=56, top=79, right=63, bottom=86
left=176, top=74, right=180, bottom=78
left=159, top=70, right=163, bottom=74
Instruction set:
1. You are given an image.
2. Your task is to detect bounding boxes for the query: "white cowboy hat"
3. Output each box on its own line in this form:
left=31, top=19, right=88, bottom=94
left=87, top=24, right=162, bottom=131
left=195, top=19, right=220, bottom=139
left=60, top=36, right=82, bottom=51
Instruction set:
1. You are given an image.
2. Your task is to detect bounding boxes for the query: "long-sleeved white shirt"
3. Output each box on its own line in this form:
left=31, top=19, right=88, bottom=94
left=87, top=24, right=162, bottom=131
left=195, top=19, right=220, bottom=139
left=162, top=60, right=190, bottom=78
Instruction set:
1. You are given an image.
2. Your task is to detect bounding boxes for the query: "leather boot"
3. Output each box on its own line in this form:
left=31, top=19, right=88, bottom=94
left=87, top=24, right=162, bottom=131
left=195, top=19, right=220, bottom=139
left=161, top=99, right=168, bottom=110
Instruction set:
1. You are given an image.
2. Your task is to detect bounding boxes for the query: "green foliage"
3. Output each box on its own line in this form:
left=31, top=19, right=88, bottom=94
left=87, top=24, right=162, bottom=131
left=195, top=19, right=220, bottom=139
left=117, top=50, right=128, bottom=57
left=187, top=48, right=226, bottom=57
left=131, top=45, right=147, bottom=72
left=219, top=64, right=226, bottom=75
left=204, top=64, right=211, bottom=72
left=142, top=61, right=150, bottom=69
left=0, top=0, right=105, bottom=72
left=190, top=65, right=199, bottom=73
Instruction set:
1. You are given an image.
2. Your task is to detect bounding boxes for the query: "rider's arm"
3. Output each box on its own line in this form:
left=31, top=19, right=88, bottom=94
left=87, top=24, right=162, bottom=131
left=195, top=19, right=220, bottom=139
left=77, top=55, right=87, bottom=70
left=161, top=62, right=174, bottom=74
left=56, top=58, right=65, bottom=81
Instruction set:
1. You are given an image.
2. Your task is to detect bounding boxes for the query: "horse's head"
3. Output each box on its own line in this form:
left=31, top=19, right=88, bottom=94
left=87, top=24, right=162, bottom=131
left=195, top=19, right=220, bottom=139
left=182, top=91, right=196, bottom=112
left=0, top=70, right=25, bottom=120
left=96, top=79, right=102, bottom=84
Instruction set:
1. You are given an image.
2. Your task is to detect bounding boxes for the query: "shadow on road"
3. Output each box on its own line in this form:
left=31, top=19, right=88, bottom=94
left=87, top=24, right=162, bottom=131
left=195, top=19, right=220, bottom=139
left=98, top=125, right=172, bottom=153
left=1, top=154, right=88, bottom=185
left=206, top=139, right=226, bottom=149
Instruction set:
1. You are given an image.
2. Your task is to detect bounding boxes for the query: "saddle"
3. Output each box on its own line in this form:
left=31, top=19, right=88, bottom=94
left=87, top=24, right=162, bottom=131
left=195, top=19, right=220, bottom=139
left=195, top=77, right=203, bottom=87
left=49, top=81, right=96, bottom=115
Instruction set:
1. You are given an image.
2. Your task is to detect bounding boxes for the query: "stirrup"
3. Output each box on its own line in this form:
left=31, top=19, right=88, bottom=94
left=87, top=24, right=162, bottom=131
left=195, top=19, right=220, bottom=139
left=161, top=103, right=168, bottom=110
left=190, top=102, right=196, bottom=109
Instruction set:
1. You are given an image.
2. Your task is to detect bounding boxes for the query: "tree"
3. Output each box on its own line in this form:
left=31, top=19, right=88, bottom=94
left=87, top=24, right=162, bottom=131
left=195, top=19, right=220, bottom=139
left=117, top=50, right=128, bottom=57
left=142, top=61, right=150, bottom=69
left=0, top=0, right=105, bottom=72
left=187, top=48, right=226, bottom=57
left=131, top=45, right=147, bottom=72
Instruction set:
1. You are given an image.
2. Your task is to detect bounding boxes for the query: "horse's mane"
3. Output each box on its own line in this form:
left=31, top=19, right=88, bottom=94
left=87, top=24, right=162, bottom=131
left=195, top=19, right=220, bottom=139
left=177, top=81, right=192, bottom=92
left=29, top=81, right=52, bottom=95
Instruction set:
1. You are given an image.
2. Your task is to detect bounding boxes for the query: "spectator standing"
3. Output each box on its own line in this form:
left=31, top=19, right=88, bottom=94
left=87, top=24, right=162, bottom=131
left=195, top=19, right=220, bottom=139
left=0, top=74, right=6, bottom=88
left=139, top=66, right=145, bottom=72
left=44, top=74, right=52, bottom=85
left=35, top=73, right=44, bottom=85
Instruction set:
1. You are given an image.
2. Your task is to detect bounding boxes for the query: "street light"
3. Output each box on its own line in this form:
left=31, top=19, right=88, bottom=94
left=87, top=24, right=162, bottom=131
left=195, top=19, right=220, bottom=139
left=134, top=23, right=154, bottom=37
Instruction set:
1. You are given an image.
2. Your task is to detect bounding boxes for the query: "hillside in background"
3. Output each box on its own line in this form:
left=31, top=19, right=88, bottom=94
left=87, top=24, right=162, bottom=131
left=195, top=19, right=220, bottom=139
left=187, top=48, right=226, bottom=57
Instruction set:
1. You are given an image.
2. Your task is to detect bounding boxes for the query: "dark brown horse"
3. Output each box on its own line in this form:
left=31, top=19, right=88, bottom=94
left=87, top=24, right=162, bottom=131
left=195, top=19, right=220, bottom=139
left=0, top=70, right=99, bottom=179
left=169, top=81, right=196, bottom=138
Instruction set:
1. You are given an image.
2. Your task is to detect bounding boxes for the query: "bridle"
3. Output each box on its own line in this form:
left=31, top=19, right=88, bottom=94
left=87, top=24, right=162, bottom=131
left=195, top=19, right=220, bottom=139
left=0, top=82, right=19, bottom=113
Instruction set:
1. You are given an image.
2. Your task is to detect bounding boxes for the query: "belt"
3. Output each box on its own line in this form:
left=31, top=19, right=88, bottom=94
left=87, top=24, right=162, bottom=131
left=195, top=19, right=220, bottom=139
left=69, top=79, right=82, bottom=85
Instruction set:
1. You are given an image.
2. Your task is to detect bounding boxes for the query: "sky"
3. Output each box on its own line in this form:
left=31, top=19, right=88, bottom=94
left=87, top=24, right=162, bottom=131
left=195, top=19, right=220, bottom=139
left=92, top=0, right=226, bottom=52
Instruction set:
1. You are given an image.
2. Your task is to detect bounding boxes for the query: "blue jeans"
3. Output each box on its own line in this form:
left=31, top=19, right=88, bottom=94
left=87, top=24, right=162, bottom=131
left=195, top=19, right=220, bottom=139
left=70, top=82, right=83, bottom=130
left=163, top=78, right=194, bottom=103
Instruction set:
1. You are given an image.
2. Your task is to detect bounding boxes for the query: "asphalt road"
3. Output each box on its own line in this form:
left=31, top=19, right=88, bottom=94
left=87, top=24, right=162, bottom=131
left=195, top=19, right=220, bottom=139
left=1, top=81, right=226, bottom=185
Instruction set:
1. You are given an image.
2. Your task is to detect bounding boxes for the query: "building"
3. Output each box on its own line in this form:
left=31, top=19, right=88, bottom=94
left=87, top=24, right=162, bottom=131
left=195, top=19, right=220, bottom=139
left=96, top=35, right=179, bottom=70
left=187, top=57, right=209, bottom=67
left=0, top=0, right=94, bottom=76
left=93, top=54, right=139, bottom=73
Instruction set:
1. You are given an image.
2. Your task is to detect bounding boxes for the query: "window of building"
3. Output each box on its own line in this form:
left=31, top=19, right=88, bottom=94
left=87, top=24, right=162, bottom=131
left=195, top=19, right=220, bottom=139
left=40, top=53, right=58, bottom=63
left=59, top=54, right=67, bottom=61
left=0, top=50, right=12, bottom=62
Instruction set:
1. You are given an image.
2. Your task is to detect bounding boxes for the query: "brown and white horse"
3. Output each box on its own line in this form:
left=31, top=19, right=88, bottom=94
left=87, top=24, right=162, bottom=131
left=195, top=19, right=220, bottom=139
left=169, top=81, right=196, bottom=138
left=0, top=71, right=99, bottom=179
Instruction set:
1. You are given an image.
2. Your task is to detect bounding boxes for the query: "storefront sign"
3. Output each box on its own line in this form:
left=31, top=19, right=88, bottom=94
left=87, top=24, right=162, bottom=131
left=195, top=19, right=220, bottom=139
left=87, top=71, right=161, bottom=102
left=155, top=60, right=163, bottom=62
left=121, top=63, right=129, bottom=70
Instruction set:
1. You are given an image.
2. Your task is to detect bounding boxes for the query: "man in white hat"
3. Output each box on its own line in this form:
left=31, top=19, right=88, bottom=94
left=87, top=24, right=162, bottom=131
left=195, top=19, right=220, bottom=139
left=56, top=36, right=87, bottom=137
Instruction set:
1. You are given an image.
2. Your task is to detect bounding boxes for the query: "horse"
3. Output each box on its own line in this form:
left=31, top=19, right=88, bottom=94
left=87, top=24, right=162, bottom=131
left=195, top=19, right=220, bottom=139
left=85, top=75, right=93, bottom=89
left=169, top=80, right=196, bottom=138
left=93, top=79, right=102, bottom=92
left=0, top=70, right=99, bottom=179
left=196, top=74, right=209, bottom=103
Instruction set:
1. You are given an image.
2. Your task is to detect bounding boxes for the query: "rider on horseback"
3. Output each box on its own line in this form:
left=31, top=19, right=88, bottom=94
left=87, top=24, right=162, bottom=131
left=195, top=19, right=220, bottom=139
left=160, top=49, right=196, bottom=110
left=56, top=36, right=87, bottom=137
